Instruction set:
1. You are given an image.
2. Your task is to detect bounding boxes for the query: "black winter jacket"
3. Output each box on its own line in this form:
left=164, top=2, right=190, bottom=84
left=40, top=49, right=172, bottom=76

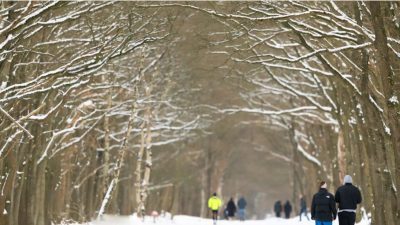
left=284, top=201, right=292, bottom=213
left=311, top=188, right=337, bottom=222
left=274, top=201, right=282, bottom=213
left=238, top=198, right=247, bottom=209
left=300, top=197, right=307, bottom=209
left=335, top=184, right=362, bottom=210
left=227, top=200, right=236, bottom=217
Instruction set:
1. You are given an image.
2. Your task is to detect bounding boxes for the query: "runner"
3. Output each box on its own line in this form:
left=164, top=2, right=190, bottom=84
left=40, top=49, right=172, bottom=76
left=208, top=193, right=222, bottom=224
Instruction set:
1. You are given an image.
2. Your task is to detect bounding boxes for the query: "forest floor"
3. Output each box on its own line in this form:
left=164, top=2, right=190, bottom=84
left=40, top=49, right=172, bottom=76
left=86, top=213, right=370, bottom=225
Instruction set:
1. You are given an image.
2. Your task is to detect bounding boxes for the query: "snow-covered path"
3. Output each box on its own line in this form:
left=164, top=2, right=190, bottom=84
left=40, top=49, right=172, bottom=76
left=91, top=214, right=369, bottom=225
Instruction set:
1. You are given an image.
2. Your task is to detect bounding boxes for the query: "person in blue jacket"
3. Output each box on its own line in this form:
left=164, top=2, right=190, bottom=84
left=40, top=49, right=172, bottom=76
left=237, top=197, right=247, bottom=221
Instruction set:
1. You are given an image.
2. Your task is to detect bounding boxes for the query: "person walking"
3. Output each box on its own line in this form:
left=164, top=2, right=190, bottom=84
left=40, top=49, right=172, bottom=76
left=208, top=193, right=222, bottom=224
left=283, top=200, right=292, bottom=219
left=223, top=207, right=229, bottom=220
left=274, top=200, right=282, bottom=218
left=299, top=195, right=310, bottom=221
left=237, top=197, right=247, bottom=221
left=335, top=175, right=362, bottom=225
left=311, top=181, right=337, bottom=225
left=227, top=197, right=237, bottom=221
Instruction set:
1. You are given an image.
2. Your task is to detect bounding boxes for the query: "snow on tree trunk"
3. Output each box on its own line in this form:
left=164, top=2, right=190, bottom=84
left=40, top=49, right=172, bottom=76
left=97, top=45, right=146, bottom=219
left=102, top=85, right=112, bottom=196
left=337, top=130, right=346, bottom=184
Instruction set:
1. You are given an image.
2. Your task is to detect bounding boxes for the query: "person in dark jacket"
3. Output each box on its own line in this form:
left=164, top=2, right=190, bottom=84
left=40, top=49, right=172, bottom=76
left=237, top=197, right=247, bottom=221
left=274, top=200, right=282, bottom=218
left=311, top=181, right=337, bottom=225
left=299, top=195, right=310, bottom=221
left=335, top=175, right=362, bottom=225
left=283, top=200, right=292, bottom=219
left=227, top=197, right=236, bottom=221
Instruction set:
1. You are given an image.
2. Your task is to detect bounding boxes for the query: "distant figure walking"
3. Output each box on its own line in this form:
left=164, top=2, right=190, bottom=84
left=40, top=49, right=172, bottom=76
left=311, top=181, right=337, bottom=225
left=237, top=197, right=247, bottom=221
left=274, top=200, right=282, bottom=218
left=223, top=207, right=229, bottom=220
left=335, top=175, right=362, bottom=225
left=299, top=195, right=310, bottom=221
left=227, top=197, right=237, bottom=221
left=283, top=200, right=292, bottom=219
left=208, top=193, right=222, bottom=224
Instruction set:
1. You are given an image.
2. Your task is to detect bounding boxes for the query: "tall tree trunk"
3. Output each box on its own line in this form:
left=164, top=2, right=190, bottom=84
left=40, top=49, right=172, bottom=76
left=119, top=161, right=131, bottom=215
left=135, top=125, right=146, bottom=217
left=12, top=165, right=26, bottom=225
left=138, top=117, right=152, bottom=216
left=199, top=161, right=207, bottom=218
left=101, top=86, right=112, bottom=196
left=337, top=129, right=346, bottom=184
left=35, top=160, right=47, bottom=225
left=85, top=152, right=96, bottom=220
left=97, top=95, right=138, bottom=218
left=26, top=124, right=42, bottom=225
left=0, top=150, right=17, bottom=223
left=370, top=2, right=400, bottom=220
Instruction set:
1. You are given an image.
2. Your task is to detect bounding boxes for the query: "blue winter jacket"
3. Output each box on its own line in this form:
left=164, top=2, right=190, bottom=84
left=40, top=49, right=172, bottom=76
left=238, top=198, right=247, bottom=209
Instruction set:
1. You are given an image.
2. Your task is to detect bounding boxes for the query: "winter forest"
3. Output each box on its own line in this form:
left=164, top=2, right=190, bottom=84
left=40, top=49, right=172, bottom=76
left=0, top=1, right=400, bottom=225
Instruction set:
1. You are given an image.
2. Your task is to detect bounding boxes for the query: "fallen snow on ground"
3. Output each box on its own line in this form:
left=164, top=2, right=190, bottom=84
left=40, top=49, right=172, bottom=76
left=88, top=213, right=370, bottom=225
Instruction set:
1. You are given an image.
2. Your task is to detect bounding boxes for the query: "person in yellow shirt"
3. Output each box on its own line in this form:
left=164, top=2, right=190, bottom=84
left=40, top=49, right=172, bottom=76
left=208, top=193, right=222, bottom=224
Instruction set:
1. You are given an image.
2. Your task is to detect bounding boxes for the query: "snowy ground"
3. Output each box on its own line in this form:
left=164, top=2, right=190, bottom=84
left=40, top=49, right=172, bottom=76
left=88, top=213, right=370, bottom=225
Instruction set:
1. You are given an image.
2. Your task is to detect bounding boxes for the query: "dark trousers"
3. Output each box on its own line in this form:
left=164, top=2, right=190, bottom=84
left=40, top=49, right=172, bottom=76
left=338, top=212, right=356, bottom=225
left=284, top=212, right=290, bottom=219
left=275, top=212, right=281, bottom=217
left=212, top=210, right=219, bottom=221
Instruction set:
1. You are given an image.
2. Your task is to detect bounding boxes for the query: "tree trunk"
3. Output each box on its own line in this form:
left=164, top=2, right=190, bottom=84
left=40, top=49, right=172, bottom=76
left=97, top=47, right=144, bottom=218
left=101, top=86, right=112, bottom=196
left=0, top=150, right=17, bottom=223
left=199, top=164, right=207, bottom=218
left=337, top=129, right=346, bottom=184
left=140, top=117, right=153, bottom=216
left=85, top=150, right=96, bottom=220
left=370, top=2, right=400, bottom=220
left=135, top=125, right=146, bottom=217
left=35, top=160, right=46, bottom=225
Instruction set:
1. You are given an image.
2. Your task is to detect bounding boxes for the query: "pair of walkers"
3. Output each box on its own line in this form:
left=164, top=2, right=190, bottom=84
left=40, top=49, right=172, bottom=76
left=274, top=200, right=293, bottom=218
left=311, top=175, right=362, bottom=225
left=274, top=198, right=306, bottom=220
left=208, top=193, right=247, bottom=223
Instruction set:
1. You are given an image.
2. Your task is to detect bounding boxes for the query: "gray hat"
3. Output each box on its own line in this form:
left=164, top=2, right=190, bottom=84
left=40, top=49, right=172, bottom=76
left=344, top=175, right=353, bottom=184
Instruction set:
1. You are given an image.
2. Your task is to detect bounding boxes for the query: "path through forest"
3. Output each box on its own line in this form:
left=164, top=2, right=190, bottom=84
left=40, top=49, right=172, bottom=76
left=88, top=214, right=369, bottom=225
left=2, top=2, right=399, bottom=225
